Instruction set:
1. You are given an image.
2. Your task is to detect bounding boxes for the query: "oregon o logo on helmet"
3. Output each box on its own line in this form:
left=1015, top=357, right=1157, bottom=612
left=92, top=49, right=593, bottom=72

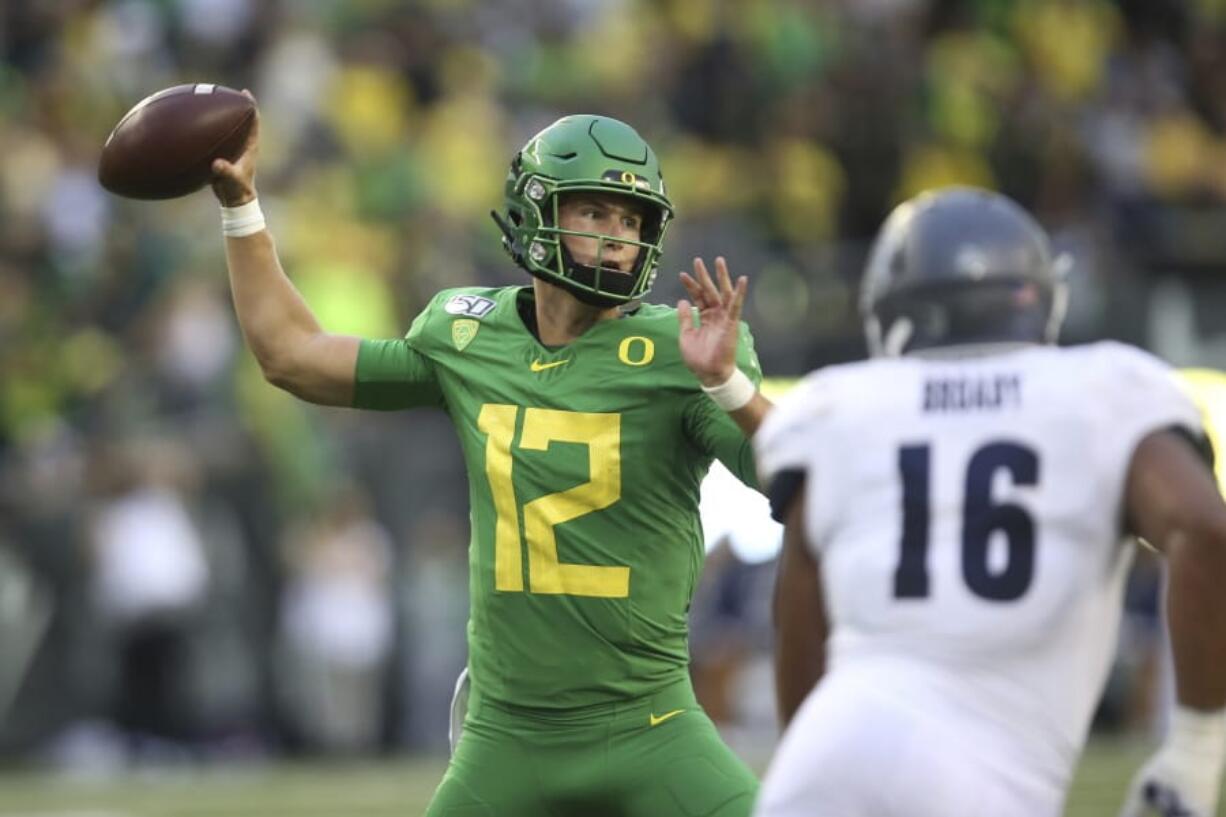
left=621, top=170, right=637, bottom=186
left=618, top=336, right=654, bottom=366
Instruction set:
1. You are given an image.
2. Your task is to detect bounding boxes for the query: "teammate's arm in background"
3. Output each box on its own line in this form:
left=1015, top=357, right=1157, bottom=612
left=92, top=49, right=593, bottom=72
left=1120, top=429, right=1226, bottom=817
left=772, top=480, right=827, bottom=729
left=678, top=257, right=772, bottom=436
left=210, top=96, right=360, bottom=407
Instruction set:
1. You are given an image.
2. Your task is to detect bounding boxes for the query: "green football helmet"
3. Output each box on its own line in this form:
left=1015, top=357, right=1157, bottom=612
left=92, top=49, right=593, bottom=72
left=492, top=115, right=675, bottom=307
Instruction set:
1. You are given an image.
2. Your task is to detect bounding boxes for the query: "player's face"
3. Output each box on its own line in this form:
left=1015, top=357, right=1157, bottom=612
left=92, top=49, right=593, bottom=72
left=556, top=192, right=644, bottom=273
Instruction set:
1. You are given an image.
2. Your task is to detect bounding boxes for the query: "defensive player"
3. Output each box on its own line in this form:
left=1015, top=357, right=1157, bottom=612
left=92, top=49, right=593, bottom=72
left=754, top=188, right=1226, bottom=817
left=209, top=109, right=769, bottom=816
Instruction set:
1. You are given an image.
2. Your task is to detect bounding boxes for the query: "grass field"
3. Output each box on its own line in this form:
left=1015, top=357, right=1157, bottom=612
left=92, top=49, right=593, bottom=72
left=0, top=739, right=1220, bottom=816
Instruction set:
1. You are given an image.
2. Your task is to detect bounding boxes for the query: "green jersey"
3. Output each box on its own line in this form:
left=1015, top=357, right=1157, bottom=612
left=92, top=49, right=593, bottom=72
left=354, top=285, right=762, bottom=710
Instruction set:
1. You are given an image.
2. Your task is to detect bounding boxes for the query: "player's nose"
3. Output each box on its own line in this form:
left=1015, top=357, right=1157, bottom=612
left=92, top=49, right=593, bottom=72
left=605, top=219, right=633, bottom=246
left=600, top=228, right=626, bottom=251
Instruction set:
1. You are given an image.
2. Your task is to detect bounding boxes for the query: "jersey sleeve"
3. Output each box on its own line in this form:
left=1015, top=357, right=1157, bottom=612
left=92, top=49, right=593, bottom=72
left=754, top=370, right=834, bottom=520
left=352, top=295, right=446, bottom=411
left=683, top=321, right=764, bottom=489
left=1099, top=343, right=1205, bottom=464
left=1178, top=369, right=1226, bottom=490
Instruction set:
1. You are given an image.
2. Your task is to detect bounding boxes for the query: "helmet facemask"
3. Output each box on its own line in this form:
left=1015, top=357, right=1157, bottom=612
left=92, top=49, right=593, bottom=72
left=493, top=115, right=674, bottom=308
left=540, top=187, right=667, bottom=307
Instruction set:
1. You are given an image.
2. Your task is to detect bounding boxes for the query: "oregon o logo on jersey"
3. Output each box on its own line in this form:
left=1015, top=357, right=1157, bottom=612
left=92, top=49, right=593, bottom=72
left=618, top=336, right=655, bottom=367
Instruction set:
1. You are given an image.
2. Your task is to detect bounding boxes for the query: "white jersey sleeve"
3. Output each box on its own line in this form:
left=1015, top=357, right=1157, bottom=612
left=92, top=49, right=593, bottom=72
left=755, top=369, right=836, bottom=519
left=1091, top=341, right=1206, bottom=475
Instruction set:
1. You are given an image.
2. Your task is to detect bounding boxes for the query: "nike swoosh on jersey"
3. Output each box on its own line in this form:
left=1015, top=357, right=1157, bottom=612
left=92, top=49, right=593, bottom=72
left=649, top=709, right=685, bottom=727
left=530, top=358, right=571, bottom=372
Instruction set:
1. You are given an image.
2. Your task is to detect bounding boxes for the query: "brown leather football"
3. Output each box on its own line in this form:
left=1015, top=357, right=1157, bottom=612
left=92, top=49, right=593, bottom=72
left=98, top=83, right=256, bottom=200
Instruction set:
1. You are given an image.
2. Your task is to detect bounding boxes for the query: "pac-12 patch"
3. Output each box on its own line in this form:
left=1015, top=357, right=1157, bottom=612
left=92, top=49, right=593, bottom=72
left=452, top=319, right=479, bottom=351
left=444, top=294, right=496, bottom=318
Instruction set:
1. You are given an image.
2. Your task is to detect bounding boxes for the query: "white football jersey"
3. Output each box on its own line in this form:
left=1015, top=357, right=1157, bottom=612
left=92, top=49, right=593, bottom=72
left=754, top=341, right=1204, bottom=815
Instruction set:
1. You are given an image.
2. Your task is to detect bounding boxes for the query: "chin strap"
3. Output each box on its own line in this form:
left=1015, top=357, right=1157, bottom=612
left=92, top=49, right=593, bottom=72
left=557, top=244, right=638, bottom=308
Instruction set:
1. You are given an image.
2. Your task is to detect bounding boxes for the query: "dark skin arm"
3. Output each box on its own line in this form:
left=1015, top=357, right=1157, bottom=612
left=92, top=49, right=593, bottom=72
left=772, top=477, right=828, bottom=728
left=1126, top=430, right=1226, bottom=712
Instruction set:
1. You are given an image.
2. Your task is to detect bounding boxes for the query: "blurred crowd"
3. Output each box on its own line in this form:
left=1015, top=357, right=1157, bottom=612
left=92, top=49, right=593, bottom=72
left=3, top=0, right=1226, bottom=765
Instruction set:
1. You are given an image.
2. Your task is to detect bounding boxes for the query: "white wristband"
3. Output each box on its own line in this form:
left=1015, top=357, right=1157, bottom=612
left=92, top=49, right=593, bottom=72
left=1167, top=705, right=1226, bottom=767
left=702, top=368, right=756, bottom=412
left=221, top=198, right=266, bottom=237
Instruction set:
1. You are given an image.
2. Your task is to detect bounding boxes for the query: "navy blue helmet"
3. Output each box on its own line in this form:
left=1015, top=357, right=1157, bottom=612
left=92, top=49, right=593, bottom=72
left=861, top=187, right=1069, bottom=356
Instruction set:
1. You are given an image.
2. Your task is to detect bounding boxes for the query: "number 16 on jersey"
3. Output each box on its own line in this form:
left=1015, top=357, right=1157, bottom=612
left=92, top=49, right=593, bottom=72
left=895, top=440, right=1040, bottom=602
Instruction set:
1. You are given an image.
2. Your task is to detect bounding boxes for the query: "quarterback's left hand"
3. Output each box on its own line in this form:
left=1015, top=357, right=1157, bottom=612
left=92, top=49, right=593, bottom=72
left=1118, top=708, right=1226, bottom=817
left=678, top=256, right=748, bottom=387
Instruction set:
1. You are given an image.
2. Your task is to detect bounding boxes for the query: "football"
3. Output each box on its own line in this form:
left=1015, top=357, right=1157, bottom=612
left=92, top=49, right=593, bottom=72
left=98, top=83, right=256, bottom=200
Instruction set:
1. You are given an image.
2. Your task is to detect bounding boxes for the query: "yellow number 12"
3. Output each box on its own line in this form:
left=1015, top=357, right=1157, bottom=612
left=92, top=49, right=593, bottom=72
left=477, top=404, right=628, bottom=598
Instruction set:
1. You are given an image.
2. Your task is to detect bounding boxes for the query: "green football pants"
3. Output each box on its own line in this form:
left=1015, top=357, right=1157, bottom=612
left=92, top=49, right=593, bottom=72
left=425, top=678, right=758, bottom=817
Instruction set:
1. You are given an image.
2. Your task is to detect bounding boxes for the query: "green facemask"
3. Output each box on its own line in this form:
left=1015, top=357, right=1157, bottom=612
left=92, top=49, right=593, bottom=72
left=492, top=115, right=675, bottom=307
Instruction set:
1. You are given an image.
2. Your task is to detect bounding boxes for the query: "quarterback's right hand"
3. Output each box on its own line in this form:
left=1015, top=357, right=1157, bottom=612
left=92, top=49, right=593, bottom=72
left=1118, top=708, right=1226, bottom=817
left=210, top=89, right=259, bottom=207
